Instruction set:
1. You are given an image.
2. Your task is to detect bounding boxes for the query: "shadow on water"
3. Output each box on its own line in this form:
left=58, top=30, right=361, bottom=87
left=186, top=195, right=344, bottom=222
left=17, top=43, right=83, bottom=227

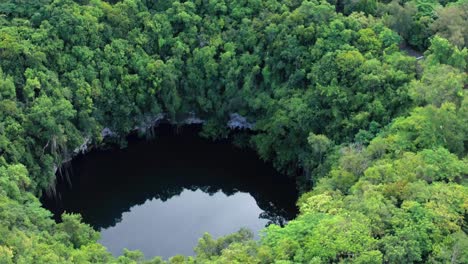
left=41, top=124, right=298, bottom=257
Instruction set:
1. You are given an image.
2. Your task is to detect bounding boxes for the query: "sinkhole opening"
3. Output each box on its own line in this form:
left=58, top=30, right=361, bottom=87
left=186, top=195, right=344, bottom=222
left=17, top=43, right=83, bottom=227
left=41, top=124, right=298, bottom=259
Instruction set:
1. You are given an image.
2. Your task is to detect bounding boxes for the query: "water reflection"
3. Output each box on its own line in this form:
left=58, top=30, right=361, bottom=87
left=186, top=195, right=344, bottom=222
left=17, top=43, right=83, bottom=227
left=42, top=125, right=298, bottom=258
left=99, top=189, right=268, bottom=257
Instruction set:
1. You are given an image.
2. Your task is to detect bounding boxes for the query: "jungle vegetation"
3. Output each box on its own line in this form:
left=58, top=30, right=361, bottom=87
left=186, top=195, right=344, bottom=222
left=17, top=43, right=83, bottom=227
left=0, top=0, right=466, bottom=263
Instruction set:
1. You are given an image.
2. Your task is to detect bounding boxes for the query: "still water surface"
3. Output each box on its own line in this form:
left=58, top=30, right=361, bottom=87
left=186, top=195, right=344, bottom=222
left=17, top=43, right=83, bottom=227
left=42, top=125, right=298, bottom=259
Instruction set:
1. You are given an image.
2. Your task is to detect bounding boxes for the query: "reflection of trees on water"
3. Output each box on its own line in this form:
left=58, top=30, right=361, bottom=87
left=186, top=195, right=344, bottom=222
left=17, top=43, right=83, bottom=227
left=45, top=175, right=297, bottom=230
left=42, top=125, right=298, bottom=230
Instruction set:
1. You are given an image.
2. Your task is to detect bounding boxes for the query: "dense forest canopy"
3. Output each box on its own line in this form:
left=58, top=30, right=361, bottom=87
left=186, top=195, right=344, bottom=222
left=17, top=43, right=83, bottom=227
left=0, top=0, right=466, bottom=263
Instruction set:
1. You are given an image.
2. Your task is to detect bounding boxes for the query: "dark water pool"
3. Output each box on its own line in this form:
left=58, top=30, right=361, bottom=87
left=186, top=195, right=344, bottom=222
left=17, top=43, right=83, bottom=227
left=42, top=125, right=298, bottom=259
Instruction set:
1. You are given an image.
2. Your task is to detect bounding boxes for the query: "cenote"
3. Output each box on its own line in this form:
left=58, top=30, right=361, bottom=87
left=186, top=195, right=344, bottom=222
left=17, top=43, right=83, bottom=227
left=42, top=124, right=298, bottom=259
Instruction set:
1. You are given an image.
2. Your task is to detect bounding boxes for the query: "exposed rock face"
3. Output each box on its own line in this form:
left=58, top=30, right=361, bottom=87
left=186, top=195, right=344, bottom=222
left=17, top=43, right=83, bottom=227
left=73, top=137, right=91, bottom=155
left=228, top=113, right=254, bottom=130
left=182, top=113, right=204, bottom=125
left=101, top=127, right=117, bottom=138
left=101, top=112, right=254, bottom=140
left=135, top=113, right=167, bottom=134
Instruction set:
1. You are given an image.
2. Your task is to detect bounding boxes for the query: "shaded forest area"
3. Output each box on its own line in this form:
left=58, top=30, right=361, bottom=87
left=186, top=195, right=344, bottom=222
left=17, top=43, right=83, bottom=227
left=0, top=0, right=466, bottom=263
